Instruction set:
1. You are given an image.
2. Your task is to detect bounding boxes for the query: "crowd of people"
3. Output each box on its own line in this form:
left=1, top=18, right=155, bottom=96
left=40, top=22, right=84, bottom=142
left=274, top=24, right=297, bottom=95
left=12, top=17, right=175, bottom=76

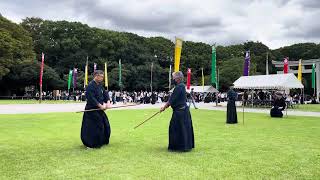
left=240, top=90, right=316, bottom=107
left=24, top=90, right=224, bottom=104
left=19, top=88, right=319, bottom=106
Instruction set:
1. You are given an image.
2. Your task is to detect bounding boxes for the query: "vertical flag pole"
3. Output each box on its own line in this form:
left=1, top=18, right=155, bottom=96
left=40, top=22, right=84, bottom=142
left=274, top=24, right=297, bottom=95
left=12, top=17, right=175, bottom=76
left=39, top=53, right=45, bottom=104
left=84, top=56, right=88, bottom=89
left=312, top=63, right=315, bottom=97
left=243, top=90, right=245, bottom=125
left=216, top=68, right=219, bottom=106
left=266, top=52, right=269, bottom=75
left=202, top=68, right=204, bottom=91
left=151, top=62, right=153, bottom=92
left=119, top=59, right=122, bottom=92
left=169, top=57, right=172, bottom=90
left=105, top=62, right=108, bottom=91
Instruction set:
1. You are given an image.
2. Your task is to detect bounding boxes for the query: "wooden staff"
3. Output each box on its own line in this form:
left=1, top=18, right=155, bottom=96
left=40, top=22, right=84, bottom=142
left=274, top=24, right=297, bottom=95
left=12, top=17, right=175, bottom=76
left=134, top=111, right=160, bottom=129
left=243, top=90, right=246, bottom=125
left=243, top=98, right=245, bottom=125
left=76, top=104, right=139, bottom=113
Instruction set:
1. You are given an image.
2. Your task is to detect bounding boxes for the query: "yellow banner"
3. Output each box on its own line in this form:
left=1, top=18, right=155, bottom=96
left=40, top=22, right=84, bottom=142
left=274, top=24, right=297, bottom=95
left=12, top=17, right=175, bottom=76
left=174, top=37, right=183, bottom=72
left=105, top=62, right=108, bottom=88
left=298, top=59, right=302, bottom=82
left=85, top=62, right=88, bottom=86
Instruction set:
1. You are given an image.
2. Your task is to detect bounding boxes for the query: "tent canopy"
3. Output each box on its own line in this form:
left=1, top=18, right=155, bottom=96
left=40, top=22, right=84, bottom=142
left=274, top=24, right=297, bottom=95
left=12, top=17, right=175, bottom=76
left=233, top=73, right=304, bottom=90
left=170, top=85, right=219, bottom=93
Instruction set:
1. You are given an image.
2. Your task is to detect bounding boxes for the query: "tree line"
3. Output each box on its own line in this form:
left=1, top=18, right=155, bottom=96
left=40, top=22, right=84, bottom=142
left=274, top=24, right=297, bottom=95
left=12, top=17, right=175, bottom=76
left=1, top=15, right=319, bottom=95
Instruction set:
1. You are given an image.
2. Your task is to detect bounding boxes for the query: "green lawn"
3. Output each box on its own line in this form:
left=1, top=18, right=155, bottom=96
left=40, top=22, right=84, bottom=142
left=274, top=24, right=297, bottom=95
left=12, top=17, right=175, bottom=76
left=294, top=104, right=320, bottom=112
left=237, top=104, right=320, bottom=112
left=0, top=110, right=319, bottom=179
left=0, top=99, right=83, bottom=104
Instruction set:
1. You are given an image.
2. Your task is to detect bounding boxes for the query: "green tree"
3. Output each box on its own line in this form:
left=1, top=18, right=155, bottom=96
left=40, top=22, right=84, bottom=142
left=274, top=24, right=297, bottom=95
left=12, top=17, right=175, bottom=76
left=0, top=16, right=34, bottom=80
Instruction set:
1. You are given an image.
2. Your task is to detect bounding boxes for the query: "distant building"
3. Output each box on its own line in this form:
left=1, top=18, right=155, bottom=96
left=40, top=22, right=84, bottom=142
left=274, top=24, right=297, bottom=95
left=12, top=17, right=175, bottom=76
left=272, top=59, right=320, bottom=101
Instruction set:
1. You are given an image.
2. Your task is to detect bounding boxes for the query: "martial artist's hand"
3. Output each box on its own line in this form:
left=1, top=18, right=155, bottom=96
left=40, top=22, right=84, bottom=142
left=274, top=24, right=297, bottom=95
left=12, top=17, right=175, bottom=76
left=160, top=106, right=166, bottom=112
left=98, top=103, right=107, bottom=110
left=105, top=102, right=112, bottom=109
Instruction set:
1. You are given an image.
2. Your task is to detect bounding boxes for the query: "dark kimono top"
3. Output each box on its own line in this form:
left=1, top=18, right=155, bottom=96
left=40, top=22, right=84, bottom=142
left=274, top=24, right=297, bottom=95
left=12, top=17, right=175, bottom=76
left=227, top=89, right=238, bottom=102
left=273, top=97, right=286, bottom=111
left=169, top=82, right=187, bottom=110
left=85, top=80, right=109, bottom=109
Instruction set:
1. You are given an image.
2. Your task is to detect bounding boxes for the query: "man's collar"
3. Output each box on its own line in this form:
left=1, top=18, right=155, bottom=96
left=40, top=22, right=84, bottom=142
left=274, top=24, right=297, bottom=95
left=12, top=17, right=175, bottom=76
left=93, top=79, right=100, bottom=85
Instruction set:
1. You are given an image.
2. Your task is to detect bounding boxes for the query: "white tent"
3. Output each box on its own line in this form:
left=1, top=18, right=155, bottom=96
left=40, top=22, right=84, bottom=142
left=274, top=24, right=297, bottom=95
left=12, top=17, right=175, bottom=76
left=170, top=85, right=219, bottom=93
left=233, top=74, right=304, bottom=90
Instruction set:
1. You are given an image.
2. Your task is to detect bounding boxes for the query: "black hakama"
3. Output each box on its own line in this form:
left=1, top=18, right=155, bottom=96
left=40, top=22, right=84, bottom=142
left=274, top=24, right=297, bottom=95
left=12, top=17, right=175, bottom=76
left=270, top=97, right=286, bottom=118
left=81, top=110, right=110, bottom=148
left=81, top=80, right=111, bottom=148
left=168, top=83, right=194, bottom=152
left=168, top=106, right=194, bottom=151
left=226, top=89, right=238, bottom=124
left=270, top=108, right=283, bottom=118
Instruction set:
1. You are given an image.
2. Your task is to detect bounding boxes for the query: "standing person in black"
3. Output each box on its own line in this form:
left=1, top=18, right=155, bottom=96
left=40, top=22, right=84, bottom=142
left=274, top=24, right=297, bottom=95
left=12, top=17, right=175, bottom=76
left=112, top=91, right=116, bottom=104
left=270, top=91, right=286, bottom=118
left=151, top=92, right=157, bottom=104
left=226, top=86, right=238, bottom=124
left=243, top=91, right=248, bottom=106
left=187, top=88, right=198, bottom=109
left=81, top=70, right=111, bottom=148
left=160, top=71, right=194, bottom=152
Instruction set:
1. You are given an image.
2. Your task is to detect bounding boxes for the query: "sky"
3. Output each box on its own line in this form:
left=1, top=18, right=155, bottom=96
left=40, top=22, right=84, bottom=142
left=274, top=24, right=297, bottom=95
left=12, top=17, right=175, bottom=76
left=1, top=0, right=320, bottom=49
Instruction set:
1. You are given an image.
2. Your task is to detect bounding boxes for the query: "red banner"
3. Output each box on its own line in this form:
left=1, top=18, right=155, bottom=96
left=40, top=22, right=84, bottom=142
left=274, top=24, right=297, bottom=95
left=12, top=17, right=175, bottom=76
left=283, top=57, right=288, bottom=74
left=39, top=53, right=44, bottom=87
left=187, top=68, right=191, bottom=90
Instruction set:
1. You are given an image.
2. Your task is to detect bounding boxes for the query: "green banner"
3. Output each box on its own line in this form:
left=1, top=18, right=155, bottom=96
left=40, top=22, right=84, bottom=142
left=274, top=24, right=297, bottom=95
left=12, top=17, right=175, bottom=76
left=118, top=59, right=122, bottom=88
left=211, top=46, right=217, bottom=88
left=312, top=63, right=315, bottom=89
left=68, top=69, right=73, bottom=90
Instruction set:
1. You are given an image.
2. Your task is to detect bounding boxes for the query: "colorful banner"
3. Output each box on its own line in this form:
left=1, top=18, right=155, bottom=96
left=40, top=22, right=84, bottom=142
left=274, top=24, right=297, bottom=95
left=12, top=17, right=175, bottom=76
left=84, top=58, right=88, bottom=86
left=68, top=69, right=73, bottom=90
left=174, top=37, right=183, bottom=72
left=243, top=51, right=250, bottom=76
left=119, top=59, right=122, bottom=88
left=312, top=63, right=316, bottom=89
left=298, top=59, right=302, bottom=81
left=39, top=53, right=44, bottom=87
left=211, top=46, right=217, bottom=86
left=283, top=57, right=289, bottom=74
left=187, top=68, right=191, bottom=90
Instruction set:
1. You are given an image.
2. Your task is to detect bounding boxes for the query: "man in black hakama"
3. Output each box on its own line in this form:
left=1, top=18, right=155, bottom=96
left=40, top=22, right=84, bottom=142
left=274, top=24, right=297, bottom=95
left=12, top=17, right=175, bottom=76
left=151, top=92, right=157, bottom=104
left=81, top=70, right=111, bottom=148
left=187, top=88, right=198, bottom=109
left=160, top=71, right=194, bottom=152
left=226, top=86, right=238, bottom=124
left=270, top=92, right=286, bottom=118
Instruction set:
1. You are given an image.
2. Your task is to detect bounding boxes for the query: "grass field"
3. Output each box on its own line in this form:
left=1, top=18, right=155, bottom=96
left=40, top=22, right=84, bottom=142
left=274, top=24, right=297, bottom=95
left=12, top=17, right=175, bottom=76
left=0, top=99, right=83, bottom=104
left=0, top=109, right=319, bottom=179
left=239, top=104, right=320, bottom=112
left=1, top=99, right=319, bottom=113
left=294, top=104, right=320, bottom=112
